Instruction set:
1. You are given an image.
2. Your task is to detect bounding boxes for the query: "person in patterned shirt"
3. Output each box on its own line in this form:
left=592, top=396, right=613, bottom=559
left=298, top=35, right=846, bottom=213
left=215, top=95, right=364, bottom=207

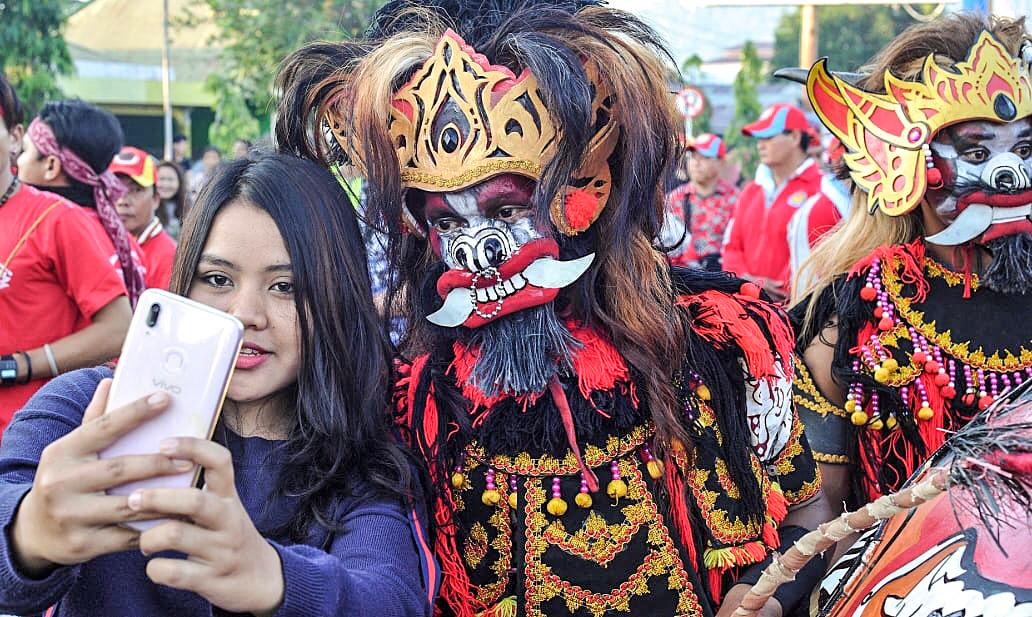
left=665, top=134, right=738, bottom=271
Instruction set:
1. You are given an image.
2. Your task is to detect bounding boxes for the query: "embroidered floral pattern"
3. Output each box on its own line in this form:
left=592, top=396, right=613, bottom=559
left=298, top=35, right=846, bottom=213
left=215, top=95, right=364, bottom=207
left=466, top=424, right=651, bottom=476
left=523, top=461, right=705, bottom=617
left=883, top=254, right=1032, bottom=372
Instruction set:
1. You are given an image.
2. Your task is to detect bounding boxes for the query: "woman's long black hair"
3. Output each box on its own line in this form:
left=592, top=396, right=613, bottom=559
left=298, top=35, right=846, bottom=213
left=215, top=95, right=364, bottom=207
left=169, top=151, right=418, bottom=541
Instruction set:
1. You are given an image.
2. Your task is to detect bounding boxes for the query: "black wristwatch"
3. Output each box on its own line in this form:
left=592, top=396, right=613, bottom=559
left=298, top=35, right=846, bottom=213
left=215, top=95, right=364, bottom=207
left=0, top=355, right=18, bottom=386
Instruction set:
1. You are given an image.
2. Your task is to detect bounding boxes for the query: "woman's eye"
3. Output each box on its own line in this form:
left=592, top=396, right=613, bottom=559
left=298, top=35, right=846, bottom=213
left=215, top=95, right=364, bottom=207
left=271, top=281, right=294, bottom=294
left=201, top=273, right=231, bottom=288
left=962, top=148, right=990, bottom=163
left=1013, top=143, right=1032, bottom=159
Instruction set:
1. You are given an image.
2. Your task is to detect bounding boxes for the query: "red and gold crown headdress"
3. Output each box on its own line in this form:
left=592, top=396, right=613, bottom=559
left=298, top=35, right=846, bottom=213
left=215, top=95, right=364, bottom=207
left=329, top=29, right=619, bottom=236
left=806, top=31, right=1032, bottom=216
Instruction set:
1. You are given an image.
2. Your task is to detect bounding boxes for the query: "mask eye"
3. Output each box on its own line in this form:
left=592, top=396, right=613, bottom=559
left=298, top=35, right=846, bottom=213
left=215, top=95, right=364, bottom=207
left=1013, top=142, right=1032, bottom=160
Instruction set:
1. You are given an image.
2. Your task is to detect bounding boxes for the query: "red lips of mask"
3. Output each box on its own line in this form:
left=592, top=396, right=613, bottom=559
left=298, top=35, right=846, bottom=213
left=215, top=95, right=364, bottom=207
left=434, top=238, right=561, bottom=328
left=956, top=190, right=1032, bottom=242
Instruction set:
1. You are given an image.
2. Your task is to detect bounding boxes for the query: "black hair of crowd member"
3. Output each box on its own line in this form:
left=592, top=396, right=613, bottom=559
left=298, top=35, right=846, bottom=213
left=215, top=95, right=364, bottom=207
left=0, top=72, right=25, bottom=128
left=201, top=145, right=221, bottom=157
left=170, top=151, right=423, bottom=542
left=37, top=100, right=123, bottom=175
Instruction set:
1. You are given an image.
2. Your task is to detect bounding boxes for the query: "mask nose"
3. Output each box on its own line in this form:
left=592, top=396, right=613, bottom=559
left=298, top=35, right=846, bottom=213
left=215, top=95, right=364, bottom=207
left=481, top=236, right=506, bottom=268
left=980, top=152, right=1031, bottom=193
left=449, top=228, right=515, bottom=273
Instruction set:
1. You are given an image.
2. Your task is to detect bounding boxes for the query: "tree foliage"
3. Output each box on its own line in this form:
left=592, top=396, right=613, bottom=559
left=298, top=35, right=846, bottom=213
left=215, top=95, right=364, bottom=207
left=724, top=41, right=764, bottom=180
left=0, top=0, right=73, bottom=116
left=771, top=5, right=916, bottom=74
left=184, top=0, right=386, bottom=142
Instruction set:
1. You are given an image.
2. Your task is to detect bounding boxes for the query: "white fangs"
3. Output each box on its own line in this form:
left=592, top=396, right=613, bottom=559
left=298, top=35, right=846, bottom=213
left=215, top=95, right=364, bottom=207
left=426, top=254, right=595, bottom=327
left=926, top=203, right=1032, bottom=246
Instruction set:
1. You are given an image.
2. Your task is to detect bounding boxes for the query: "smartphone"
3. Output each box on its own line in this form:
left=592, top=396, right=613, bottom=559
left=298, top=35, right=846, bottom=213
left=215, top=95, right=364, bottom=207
left=99, top=288, right=243, bottom=529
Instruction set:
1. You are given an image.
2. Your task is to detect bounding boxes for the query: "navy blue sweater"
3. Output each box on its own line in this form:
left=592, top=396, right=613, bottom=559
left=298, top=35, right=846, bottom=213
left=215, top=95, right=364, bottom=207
left=0, top=368, right=429, bottom=617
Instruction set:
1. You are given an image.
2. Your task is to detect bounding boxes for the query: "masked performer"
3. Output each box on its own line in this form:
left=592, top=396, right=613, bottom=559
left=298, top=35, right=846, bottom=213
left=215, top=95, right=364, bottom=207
left=277, top=2, right=829, bottom=615
left=790, top=13, right=1032, bottom=514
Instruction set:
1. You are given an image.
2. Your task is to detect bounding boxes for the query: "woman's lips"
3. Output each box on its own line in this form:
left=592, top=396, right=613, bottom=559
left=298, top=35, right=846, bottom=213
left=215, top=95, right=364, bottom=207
left=236, top=345, right=270, bottom=370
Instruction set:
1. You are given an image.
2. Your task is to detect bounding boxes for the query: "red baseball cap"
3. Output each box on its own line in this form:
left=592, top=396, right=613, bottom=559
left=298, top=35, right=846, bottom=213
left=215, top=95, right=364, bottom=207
left=688, top=133, right=726, bottom=159
left=109, top=146, right=157, bottom=188
left=742, top=103, right=811, bottom=138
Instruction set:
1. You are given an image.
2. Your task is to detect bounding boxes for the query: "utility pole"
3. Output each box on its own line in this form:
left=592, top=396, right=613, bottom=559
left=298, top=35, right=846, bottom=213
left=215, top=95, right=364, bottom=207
left=161, top=0, right=174, bottom=160
left=799, top=4, right=818, bottom=68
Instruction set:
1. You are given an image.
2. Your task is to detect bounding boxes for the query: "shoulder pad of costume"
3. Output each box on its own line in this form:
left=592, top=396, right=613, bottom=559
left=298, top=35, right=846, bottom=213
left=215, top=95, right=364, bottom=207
left=669, top=265, right=750, bottom=297
left=676, top=288, right=794, bottom=382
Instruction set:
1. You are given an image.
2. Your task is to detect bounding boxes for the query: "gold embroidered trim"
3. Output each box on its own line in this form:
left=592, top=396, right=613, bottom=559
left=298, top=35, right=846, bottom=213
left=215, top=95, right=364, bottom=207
left=883, top=254, right=1032, bottom=372
left=464, top=522, right=488, bottom=569
left=523, top=460, right=704, bottom=617
left=814, top=452, right=851, bottom=464
left=792, top=357, right=848, bottom=418
left=769, top=410, right=805, bottom=478
left=400, top=160, right=542, bottom=189
left=467, top=424, right=651, bottom=477
left=784, top=475, right=821, bottom=505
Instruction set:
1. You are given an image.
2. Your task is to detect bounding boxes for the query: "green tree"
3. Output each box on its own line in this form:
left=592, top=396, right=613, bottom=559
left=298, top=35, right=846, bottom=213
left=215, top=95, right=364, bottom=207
left=0, top=0, right=73, bottom=115
left=184, top=0, right=386, bottom=144
left=771, top=5, right=917, bottom=74
left=724, top=41, right=764, bottom=179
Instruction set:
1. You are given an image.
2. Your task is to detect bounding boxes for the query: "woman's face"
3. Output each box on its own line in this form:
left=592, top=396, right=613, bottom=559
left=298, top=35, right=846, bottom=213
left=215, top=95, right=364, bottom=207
left=156, top=166, right=180, bottom=200
left=188, top=200, right=300, bottom=404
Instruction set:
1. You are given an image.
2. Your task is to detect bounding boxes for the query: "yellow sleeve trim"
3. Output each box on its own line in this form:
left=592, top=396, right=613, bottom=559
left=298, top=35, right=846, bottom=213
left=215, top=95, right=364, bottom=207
left=792, top=356, right=847, bottom=418
left=813, top=452, right=850, bottom=464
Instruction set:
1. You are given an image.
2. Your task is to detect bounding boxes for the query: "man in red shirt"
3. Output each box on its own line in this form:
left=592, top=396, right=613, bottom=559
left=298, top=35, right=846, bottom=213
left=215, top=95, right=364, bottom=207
left=722, top=103, right=823, bottom=301
left=0, top=75, right=130, bottom=426
left=787, top=138, right=852, bottom=283
left=665, top=133, right=738, bottom=270
left=110, top=146, right=177, bottom=289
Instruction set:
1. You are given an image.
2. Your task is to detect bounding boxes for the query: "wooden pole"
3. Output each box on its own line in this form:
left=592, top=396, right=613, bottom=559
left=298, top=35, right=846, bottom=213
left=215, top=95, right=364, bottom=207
left=799, top=4, right=818, bottom=68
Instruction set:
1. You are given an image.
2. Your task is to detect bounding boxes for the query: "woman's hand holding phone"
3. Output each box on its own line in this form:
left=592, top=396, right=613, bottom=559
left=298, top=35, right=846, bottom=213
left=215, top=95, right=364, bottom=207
left=130, top=437, right=285, bottom=615
left=11, top=380, right=193, bottom=577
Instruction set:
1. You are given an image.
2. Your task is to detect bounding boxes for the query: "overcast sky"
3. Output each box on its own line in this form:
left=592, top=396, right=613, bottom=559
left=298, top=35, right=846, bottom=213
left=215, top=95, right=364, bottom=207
left=606, top=0, right=793, bottom=65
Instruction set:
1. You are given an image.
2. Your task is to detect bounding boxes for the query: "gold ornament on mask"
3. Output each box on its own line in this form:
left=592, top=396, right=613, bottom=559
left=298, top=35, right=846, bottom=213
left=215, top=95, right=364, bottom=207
left=357, top=29, right=619, bottom=236
left=806, top=31, right=1032, bottom=217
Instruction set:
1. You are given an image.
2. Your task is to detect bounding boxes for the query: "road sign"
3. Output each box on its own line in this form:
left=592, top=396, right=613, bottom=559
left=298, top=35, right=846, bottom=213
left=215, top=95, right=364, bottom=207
left=675, top=86, right=705, bottom=119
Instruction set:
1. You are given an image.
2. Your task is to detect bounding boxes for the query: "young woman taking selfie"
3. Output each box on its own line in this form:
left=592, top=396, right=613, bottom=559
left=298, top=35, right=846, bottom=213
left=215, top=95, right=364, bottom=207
left=0, top=152, right=434, bottom=616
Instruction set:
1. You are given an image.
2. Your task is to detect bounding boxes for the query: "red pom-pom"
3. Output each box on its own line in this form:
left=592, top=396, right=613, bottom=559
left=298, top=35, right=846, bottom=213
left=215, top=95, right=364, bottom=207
left=927, top=166, right=944, bottom=189
left=878, top=316, right=894, bottom=331
left=924, top=360, right=941, bottom=374
left=934, top=372, right=950, bottom=386
left=978, top=394, right=995, bottom=410
left=962, top=393, right=977, bottom=406
left=860, top=286, right=877, bottom=301
left=873, top=307, right=884, bottom=318
left=563, top=189, right=600, bottom=232
left=739, top=282, right=761, bottom=298
left=912, top=351, right=928, bottom=365
left=941, top=386, right=956, bottom=399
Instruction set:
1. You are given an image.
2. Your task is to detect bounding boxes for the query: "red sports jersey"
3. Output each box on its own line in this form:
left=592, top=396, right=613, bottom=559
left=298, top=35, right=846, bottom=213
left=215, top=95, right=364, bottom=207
left=721, top=159, right=823, bottom=293
left=0, top=185, right=128, bottom=425
left=138, top=220, right=177, bottom=290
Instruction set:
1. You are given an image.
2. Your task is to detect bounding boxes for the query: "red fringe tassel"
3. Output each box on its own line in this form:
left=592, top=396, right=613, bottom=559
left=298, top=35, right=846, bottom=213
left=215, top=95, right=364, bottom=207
left=663, top=459, right=698, bottom=567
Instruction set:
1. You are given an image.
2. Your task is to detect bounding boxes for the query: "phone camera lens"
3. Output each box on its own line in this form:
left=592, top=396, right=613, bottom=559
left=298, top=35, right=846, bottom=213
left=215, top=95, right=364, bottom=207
left=146, top=303, right=161, bottom=327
